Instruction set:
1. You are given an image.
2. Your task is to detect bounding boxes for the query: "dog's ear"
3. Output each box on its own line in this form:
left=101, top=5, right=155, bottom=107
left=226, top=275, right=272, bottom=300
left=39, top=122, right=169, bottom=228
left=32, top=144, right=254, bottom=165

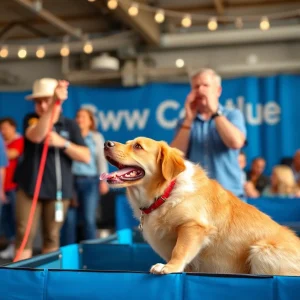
left=158, top=142, right=186, bottom=181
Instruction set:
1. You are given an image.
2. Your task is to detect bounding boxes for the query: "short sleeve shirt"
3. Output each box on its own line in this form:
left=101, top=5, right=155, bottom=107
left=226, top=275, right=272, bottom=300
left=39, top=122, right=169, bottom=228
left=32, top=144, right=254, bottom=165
left=5, top=136, right=24, bottom=191
left=0, top=134, right=8, bottom=168
left=175, top=105, right=247, bottom=197
left=17, top=113, right=86, bottom=200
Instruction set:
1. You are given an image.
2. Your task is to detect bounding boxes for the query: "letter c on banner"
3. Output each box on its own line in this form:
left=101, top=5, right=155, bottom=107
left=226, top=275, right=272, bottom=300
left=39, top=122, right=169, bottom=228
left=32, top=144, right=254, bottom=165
left=156, top=100, right=180, bottom=129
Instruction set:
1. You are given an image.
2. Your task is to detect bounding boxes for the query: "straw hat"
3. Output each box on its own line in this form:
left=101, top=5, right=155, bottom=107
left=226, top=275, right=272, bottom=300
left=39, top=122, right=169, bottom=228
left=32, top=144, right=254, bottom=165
left=25, top=78, right=58, bottom=100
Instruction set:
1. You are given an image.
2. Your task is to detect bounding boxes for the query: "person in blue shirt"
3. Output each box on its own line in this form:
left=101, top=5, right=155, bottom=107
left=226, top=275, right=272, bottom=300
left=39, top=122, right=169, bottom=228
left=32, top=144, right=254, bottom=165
left=61, top=108, right=109, bottom=245
left=0, top=133, right=8, bottom=203
left=171, top=68, right=247, bottom=199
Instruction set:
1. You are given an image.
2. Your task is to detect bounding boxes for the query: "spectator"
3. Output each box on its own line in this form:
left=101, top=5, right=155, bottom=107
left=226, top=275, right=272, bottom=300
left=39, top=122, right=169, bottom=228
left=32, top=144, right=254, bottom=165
left=0, top=133, right=8, bottom=212
left=291, top=150, right=300, bottom=185
left=246, top=157, right=269, bottom=196
left=238, top=150, right=247, bottom=186
left=61, top=108, right=109, bottom=244
left=14, top=78, right=90, bottom=261
left=171, top=68, right=247, bottom=199
left=262, top=165, right=300, bottom=197
left=0, top=118, right=24, bottom=259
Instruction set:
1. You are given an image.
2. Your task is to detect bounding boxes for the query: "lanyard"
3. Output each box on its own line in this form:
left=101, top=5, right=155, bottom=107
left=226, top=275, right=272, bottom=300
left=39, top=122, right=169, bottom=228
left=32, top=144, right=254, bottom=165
left=53, top=128, right=64, bottom=222
left=53, top=128, right=63, bottom=201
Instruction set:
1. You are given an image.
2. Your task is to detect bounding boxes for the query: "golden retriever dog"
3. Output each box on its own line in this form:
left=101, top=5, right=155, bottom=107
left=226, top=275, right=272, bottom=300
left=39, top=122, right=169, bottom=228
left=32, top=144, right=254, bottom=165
left=100, top=137, right=300, bottom=276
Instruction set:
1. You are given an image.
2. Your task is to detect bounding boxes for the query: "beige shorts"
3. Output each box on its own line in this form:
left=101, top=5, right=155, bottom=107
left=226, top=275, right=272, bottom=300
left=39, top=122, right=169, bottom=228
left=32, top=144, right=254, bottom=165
left=15, top=189, right=70, bottom=250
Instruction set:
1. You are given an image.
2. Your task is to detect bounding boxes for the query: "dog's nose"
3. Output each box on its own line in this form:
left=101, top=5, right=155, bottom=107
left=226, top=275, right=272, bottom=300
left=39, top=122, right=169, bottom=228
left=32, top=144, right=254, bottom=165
left=104, top=141, right=115, bottom=150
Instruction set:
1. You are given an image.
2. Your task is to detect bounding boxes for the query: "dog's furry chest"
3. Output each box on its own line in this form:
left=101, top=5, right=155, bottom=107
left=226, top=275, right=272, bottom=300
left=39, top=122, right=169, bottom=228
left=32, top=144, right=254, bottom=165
left=141, top=213, right=177, bottom=262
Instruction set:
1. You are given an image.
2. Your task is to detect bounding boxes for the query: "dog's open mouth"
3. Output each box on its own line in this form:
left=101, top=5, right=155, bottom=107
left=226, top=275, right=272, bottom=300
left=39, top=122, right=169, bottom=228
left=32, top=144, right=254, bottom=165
left=100, top=156, right=145, bottom=184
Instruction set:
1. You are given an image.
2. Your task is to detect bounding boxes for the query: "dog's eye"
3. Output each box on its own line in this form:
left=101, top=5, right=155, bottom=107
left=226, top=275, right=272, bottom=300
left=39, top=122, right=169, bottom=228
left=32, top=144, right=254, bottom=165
left=133, top=143, right=143, bottom=150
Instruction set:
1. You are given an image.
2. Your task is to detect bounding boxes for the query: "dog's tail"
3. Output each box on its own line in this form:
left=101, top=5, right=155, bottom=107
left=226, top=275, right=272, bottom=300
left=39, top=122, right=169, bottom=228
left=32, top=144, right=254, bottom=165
left=248, top=231, right=300, bottom=276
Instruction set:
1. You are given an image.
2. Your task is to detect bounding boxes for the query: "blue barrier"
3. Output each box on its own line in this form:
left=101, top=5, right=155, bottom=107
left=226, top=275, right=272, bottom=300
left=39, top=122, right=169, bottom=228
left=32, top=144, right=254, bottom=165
left=1, top=232, right=300, bottom=299
left=116, top=194, right=300, bottom=231
left=2, top=196, right=300, bottom=299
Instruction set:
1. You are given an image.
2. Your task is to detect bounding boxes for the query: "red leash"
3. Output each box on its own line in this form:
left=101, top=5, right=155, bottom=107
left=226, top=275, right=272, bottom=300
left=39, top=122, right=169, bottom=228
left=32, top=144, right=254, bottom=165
left=13, top=100, right=61, bottom=262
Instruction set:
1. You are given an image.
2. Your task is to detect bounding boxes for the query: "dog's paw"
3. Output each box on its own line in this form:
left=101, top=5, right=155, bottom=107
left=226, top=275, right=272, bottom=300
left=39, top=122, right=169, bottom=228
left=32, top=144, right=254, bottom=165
left=150, top=263, right=183, bottom=275
left=150, top=263, right=166, bottom=274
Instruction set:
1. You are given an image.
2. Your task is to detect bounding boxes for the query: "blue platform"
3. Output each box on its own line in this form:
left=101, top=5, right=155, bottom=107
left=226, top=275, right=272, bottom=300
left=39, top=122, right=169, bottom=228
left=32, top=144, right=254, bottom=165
left=1, top=196, right=300, bottom=299
left=0, top=228, right=299, bottom=300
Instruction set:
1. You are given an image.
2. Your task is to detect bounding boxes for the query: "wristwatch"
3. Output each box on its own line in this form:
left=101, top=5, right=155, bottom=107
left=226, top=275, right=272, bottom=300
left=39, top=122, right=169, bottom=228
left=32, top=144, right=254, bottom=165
left=62, top=140, right=71, bottom=151
left=211, top=109, right=223, bottom=119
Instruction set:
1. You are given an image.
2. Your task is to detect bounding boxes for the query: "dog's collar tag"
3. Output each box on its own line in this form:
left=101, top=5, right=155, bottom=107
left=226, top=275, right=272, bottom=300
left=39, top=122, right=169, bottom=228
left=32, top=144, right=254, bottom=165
left=139, top=180, right=176, bottom=215
left=139, top=213, right=144, bottom=232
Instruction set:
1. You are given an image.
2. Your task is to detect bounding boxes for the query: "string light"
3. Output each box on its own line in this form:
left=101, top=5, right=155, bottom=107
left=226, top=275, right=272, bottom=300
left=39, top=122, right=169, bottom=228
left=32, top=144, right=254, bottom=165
left=60, top=44, right=70, bottom=57
left=181, top=14, right=192, bottom=28
left=107, top=0, right=118, bottom=10
left=0, top=46, right=8, bottom=58
left=208, top=17, right=218, bottom=31
left=128, top=3, right=139, bottom=16
left=36, top=46, right=46, bottom=58
left=1, top=1, right=298, bottom=59
left=83, top=40, right=93, bottom=54
left=18, top=47, right=27, bottom=59
left=175, top=58, right=185, bottom=68
left=87, top=0, right=299, bottom=33
left=260, top=16, right=270, bottom=30
left=154, top=9, right=165, bottom=23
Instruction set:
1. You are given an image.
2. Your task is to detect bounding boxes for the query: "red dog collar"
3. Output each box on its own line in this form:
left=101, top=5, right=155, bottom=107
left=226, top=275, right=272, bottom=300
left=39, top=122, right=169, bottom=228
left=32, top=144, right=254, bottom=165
left=140, top=180, right=176, bottom=215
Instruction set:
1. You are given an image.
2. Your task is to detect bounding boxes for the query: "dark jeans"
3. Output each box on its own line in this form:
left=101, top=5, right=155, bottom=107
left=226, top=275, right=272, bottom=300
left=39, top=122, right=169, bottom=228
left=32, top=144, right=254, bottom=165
left=1, top=190, right=16, bottom=242
left=60, top=176, right=99, bottom=245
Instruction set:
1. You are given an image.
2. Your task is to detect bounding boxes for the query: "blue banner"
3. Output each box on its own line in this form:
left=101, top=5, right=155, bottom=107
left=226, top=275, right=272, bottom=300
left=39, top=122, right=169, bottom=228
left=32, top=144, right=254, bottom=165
left=0, top=74, right=299, bottom=174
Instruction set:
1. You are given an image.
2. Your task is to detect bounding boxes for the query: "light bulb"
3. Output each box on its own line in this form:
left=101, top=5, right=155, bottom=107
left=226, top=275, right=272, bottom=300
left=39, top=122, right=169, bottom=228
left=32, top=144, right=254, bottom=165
left=36, top=46, right=46, bottom=58
left=154, top=9, right=165, bottom=23
left=18, top=47, right=27, bottom=59
left=181, top=15, right=192, bottom=28
left=60, top=44, right=70, bottom=57
left=83, top=41, right=93, bottom=54
left=208, top=17, right=218, bottom=31
left=0, top=46, right=8, bottom=58
left=175, top=58, right=185, bottom=68
left=107, top=0, right=118, bottom=10
left=260, top=16, right=270, bottom=31
left=128, top=3, right=139, bottom=16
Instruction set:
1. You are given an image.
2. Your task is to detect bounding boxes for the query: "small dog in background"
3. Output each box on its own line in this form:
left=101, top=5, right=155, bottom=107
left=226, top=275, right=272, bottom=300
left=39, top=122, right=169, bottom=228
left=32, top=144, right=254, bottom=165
left=101, top=137, right=300, bottom=276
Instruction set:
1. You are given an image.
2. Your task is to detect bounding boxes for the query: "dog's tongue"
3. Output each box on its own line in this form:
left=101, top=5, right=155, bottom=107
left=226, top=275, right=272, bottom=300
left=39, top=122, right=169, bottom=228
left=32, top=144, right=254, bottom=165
left=100, top=167, right=137, bottom=181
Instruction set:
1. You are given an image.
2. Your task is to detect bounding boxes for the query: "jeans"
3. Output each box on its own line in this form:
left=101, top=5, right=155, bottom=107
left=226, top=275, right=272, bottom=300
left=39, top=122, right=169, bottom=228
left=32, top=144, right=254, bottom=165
left=1, top=190, right=16, bottom=242
left=60, top=176, right=99, bottom=245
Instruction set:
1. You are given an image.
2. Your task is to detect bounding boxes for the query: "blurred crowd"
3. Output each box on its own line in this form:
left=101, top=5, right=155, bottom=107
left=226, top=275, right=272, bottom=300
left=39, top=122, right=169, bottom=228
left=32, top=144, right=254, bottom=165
left=0, top=69, right=299, bottom=262
left=0, top=78, right=109, bottom=261
left=239, top=150, right=300, bottom=199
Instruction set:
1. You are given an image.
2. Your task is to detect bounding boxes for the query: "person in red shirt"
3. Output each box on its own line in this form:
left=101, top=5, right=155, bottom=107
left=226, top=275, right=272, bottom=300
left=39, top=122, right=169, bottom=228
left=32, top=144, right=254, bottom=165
left=0, top=118, right=24, bottom=259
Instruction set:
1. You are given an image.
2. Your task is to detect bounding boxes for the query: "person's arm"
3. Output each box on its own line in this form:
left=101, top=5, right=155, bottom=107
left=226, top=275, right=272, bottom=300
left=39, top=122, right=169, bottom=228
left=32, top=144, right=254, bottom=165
left=171, top=91, right=197, bottom=155
left=0, top=136, right=7, bottom=201
left=26, top=81, right=68, bottom=143
left=95, top=132, right=109, bottom=195
left=49, top=131, right=90, bottom=164
left=0, top=167, right=6, bottom=202
left=63, top=141, right=90, bottom=164
left=214, top=110, right=246, bottom=149
left=95, top=133, right=108, bottom=175
left=170, top=120, right=193, bottom=155
left=244, top=181, right=260, bottom=198
left=26, top=102, right=60, bottom=143
left=7, top=149, right=19, bottom=160
left=6, top=138, right=24, bottom=160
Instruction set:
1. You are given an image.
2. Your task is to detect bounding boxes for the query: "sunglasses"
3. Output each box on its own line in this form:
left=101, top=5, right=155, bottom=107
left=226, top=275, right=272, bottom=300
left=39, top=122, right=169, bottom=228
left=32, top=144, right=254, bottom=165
left=33, top=98, right=52, bottom=104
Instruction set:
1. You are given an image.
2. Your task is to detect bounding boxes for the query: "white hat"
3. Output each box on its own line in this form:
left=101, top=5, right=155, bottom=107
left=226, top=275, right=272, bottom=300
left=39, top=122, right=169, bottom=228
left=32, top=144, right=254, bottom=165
left=25, top=78, right=58, bottom=100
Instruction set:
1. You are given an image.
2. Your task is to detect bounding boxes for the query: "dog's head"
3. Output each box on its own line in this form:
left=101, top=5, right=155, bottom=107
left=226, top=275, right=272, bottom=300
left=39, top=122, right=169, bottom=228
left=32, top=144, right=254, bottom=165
left=100, top=137, right=186, bottom=188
